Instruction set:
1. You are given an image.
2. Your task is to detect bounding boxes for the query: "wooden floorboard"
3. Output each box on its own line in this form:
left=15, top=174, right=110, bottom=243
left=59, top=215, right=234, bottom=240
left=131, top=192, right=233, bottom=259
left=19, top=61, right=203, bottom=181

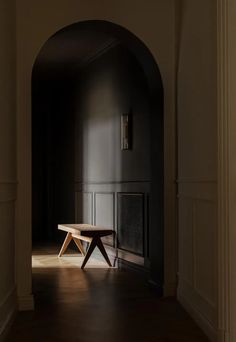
left=6, top=244, right=210, bottom=342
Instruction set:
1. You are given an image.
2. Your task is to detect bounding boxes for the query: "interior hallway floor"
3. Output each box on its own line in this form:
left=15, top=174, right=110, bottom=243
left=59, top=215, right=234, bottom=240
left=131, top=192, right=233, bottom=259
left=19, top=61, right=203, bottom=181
left=6, top=245, right=210, bottom=342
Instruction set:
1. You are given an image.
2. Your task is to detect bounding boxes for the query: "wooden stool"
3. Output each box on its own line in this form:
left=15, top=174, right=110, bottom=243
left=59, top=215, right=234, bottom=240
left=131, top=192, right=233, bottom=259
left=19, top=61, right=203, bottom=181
left=58, top=224, right=113, bottom=269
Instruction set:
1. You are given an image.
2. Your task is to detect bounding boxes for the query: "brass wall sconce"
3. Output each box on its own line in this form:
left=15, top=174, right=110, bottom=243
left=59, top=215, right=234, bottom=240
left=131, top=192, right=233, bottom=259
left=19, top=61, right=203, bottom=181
left=121, top=113, right=132, bottom=150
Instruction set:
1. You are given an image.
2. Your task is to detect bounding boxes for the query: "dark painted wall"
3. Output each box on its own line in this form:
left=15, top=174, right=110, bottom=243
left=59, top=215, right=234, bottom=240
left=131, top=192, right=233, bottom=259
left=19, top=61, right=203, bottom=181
left=74, top=45, right=153, bottom=264
left=75, top=45, right=151, bottom=184
left=32, top=44, right=163, bottom=290
left=33, top=45, right=152, bottom=241
left=32, top=77, right=75, bottom=242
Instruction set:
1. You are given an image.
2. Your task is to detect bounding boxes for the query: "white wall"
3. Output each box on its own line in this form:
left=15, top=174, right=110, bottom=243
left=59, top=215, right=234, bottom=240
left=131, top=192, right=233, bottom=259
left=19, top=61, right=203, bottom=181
left=0, top=0, right=17, bottom=339
left=177, top=1, right=218, bottom=341
left=15, top=0, right=177, bottom=305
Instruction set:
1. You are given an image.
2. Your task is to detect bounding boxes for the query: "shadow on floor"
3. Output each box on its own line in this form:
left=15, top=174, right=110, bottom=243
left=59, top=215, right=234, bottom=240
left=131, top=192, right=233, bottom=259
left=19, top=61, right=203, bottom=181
left=6, top=244, right=210, bottom=342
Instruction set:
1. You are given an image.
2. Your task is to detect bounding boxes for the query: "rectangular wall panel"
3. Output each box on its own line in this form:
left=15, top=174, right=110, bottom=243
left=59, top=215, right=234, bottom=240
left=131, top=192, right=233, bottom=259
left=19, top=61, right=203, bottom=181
left=117, top=193, right=144, bottom=256
left=94, top=192, right=115, bottom=246
left=177, top=181, right=217, bottom=340
left=0, top=198, right=17, bottom=337
left=194, top=200, right=217, bottom=306
left=178, top=198, right=194, bottom=285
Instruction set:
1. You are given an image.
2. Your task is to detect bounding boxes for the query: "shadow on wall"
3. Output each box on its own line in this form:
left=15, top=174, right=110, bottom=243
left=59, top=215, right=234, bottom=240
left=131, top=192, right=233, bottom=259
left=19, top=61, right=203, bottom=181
left=32, top=20, right=164, bottom=291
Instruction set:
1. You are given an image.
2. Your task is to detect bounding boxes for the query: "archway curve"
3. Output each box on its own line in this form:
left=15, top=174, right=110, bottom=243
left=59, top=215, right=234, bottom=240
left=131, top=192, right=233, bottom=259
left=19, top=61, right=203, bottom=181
left=32, top=20, right=164, bottom=97
left=32, top=19, right=164, bottom=291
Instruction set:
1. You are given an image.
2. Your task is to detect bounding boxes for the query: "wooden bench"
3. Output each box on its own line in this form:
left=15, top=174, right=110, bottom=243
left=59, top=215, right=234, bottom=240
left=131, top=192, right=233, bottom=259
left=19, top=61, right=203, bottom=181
left=58, top=224, right=114, bottom=269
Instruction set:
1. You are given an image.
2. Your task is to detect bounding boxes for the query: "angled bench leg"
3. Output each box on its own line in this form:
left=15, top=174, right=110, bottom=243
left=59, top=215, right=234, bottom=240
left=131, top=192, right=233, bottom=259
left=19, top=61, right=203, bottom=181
left=72, top=236, right=86, bottom=256
left=96, top=237, right=112, bottom=267
left=81, top=236, right=112, bottom=269
left=58, top=232, right=72, bottom=257
left=81, top=238, right=97, bottom=269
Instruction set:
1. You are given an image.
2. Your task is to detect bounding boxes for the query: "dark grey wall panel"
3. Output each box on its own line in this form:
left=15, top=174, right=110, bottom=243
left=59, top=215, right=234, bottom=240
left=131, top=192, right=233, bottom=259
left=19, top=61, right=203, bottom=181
left=94, top=192, right=115, bottom=246
left=76, top=192, right=93, bottom=224
left=117, top=193, right=144, bottom=256
left=94, top=192, right=115, bottom=227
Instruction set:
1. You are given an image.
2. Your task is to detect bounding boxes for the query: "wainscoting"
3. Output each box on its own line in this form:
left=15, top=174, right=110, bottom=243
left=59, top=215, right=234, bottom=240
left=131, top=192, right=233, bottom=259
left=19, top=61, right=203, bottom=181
left=75, top=181, right=150, bottom=270
left=0, top=182, right=17, bottom=341
left=177, top=179, right=217, bottom=341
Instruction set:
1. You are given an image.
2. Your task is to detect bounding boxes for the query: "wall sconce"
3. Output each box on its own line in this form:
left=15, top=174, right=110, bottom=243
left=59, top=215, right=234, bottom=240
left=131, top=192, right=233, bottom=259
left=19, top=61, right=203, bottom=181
left=121, top=113, right=132, bottom=150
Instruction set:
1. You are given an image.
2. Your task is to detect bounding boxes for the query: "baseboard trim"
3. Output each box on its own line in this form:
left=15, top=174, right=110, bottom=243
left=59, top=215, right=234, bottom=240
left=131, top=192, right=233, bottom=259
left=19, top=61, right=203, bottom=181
left=0, top=286, right=17, bottom=341
left=178, top=292, right=217, bottom=342
left=118, top=258, right=150, bottom=275
left=18, top=294, right=34, bottom=311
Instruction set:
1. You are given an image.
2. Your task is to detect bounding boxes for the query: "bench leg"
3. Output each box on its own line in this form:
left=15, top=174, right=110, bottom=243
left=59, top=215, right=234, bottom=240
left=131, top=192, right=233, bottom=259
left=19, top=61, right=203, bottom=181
left=96, top=237, right=112, bottom=267
left=81, top=237, right=112, bottom=269
left=81, top=238, right=97, bottom=269
left=72, top=236, right=86, bottom=256
left=58, top=232, right=72, bottom=257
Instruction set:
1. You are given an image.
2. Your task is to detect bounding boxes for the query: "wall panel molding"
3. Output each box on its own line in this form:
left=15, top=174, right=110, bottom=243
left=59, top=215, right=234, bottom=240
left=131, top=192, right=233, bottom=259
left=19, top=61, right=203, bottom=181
left=178, top=284, right=217, bottom=342
left=178, top=180, right=217, bottom=341
left=194, top=200, right=217, bottom=307
left=75, top=180, right=151, bottom=187
left=117, top=192, right=145, bottom=256
left=178, top=278, right=217, bottom=324
left=178, top=197, right=217, bottom=299
left=75, top=180, right=150, bottom=185
left=94, top=192, right=115, bottom=247
left=94, top=192, right=115, bottom=228
left=0, top=285, right=17, bottom=341
left=76, top=181, right=150, bottom=196
left=75, top=191, right=93, bottom=224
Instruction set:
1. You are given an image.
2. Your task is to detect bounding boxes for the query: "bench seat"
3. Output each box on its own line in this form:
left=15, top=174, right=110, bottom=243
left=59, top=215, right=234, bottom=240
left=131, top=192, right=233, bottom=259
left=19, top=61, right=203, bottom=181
left=58, top=224, right=114, bottom=269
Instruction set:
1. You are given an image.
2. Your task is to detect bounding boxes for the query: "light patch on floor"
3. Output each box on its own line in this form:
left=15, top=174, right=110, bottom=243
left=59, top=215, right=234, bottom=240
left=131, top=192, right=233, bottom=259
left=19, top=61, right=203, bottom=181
left=32, top=247, right=114, bottom=269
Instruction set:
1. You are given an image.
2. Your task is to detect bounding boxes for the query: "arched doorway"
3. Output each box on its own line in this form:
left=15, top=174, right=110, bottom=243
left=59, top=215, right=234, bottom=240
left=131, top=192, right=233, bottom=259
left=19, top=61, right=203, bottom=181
left=32, top=20, right=164, bottom=290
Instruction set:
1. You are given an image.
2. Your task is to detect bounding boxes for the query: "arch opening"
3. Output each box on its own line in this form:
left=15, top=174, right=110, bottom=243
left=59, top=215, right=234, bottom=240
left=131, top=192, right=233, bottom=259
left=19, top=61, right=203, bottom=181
left=32, top=20, right=164, bottom=290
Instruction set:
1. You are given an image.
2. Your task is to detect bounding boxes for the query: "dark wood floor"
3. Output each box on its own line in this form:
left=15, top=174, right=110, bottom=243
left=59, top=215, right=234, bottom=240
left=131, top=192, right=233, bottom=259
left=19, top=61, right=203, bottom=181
left=7, top=246, right=210, bottom=342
